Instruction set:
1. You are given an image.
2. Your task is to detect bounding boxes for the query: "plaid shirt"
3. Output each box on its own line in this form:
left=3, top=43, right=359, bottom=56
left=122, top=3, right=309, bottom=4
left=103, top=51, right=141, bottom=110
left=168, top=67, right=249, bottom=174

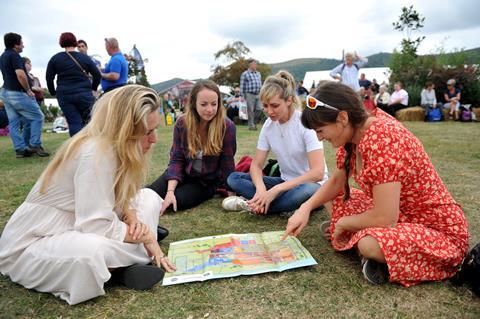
left=164, top=116, right=237, bottom=190
left=240, top=69, right=262, bottom=95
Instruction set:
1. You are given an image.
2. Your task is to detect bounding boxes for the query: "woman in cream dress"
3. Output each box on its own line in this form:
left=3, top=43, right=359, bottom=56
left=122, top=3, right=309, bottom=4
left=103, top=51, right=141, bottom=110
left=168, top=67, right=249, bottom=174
left=0, top=85, right=175, bottom=305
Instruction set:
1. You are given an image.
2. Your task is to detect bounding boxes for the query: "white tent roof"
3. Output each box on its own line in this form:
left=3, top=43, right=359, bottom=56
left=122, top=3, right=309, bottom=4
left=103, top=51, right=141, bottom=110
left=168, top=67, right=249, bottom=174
left=303, top=67, right=390, bottom=90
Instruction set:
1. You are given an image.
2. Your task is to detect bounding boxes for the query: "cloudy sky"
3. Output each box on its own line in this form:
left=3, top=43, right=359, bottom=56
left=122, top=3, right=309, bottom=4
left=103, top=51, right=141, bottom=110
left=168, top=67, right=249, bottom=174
left=1, top=0, right=479, bottom=87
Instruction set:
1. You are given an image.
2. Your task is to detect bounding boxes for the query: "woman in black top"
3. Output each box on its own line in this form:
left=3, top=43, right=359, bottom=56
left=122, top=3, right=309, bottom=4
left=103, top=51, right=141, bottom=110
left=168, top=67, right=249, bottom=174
left=46, top=32, right=101, bottom=136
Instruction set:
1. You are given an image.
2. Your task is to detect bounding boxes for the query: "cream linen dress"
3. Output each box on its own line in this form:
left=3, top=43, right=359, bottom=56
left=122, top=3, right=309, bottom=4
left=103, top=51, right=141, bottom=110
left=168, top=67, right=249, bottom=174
left=0, top=140, right=163, bottom=305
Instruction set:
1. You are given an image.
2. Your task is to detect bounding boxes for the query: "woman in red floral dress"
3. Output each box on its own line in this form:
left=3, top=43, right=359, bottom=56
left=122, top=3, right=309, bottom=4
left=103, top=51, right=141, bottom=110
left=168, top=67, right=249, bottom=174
left=283, top=81, right=469, bottom=286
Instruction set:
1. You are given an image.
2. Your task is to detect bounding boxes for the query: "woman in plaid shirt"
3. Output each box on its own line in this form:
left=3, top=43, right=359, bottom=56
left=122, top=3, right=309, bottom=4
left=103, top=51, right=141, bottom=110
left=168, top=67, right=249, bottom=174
left=148, top=80, right=236, bottom=214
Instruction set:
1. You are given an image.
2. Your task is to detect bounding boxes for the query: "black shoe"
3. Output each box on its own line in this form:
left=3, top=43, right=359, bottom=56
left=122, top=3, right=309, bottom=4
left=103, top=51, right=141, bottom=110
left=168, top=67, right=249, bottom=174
left=15, top=148, right=34, bottom=158
left=28, top=146, right=50, bottom=157
left=362, top=259, right=389, bottom=285
left=111, top=264, right=165, bottom=290
left=157, top=226, right=169, bottom=242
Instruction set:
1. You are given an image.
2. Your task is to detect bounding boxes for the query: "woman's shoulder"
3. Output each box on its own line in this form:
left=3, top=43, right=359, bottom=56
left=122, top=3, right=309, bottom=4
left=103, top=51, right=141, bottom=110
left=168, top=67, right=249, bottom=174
left=224, top=116, right=235, bottom=130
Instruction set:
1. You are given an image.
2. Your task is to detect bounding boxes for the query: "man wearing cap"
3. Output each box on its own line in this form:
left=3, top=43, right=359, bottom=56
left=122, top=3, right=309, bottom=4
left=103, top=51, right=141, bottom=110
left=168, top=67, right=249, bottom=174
left=240, top=59, right=262, bottom=130
left=101, top=37, right=128, bottom=93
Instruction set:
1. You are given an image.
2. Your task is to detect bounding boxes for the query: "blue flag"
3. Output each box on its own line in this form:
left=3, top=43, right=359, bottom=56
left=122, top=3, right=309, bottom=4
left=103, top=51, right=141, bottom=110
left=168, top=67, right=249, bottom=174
left=130, top=45, right=144, bottom=70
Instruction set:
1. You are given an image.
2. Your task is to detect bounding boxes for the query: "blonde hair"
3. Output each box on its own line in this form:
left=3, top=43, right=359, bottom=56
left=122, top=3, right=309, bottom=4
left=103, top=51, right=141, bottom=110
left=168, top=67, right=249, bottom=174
left=184, top=80, right=226, bottom=158
left=40, top=85, right=161, bottom=213
left=260, top=70, right=300, bottom=111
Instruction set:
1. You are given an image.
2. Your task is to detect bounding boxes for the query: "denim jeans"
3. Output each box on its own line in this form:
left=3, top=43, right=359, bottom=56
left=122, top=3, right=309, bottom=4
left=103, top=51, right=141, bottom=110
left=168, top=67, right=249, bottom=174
left=57, top=92, right=95, bottom=136
left=227, top=172, right=320, bottom=213
left=0, top=88, right=44, bottom=151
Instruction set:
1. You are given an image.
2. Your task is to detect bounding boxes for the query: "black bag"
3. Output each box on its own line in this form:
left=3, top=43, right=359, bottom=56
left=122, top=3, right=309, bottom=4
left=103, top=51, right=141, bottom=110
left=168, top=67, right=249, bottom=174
left=452, top=242, right=480, bottom=296
left=262, top=159, right=281, bottom=177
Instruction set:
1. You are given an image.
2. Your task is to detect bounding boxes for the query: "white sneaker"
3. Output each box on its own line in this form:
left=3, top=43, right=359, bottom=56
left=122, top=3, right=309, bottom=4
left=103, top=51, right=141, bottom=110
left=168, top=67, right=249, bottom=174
left=222, top=196, right=249, bottom=212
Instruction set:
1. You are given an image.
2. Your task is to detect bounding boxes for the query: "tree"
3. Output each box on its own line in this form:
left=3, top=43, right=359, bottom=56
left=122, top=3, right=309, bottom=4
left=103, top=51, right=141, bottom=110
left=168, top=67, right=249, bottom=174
left=389, top=6, right=428, bottom=94
left=392, top=5, right=425, bottom=57
left=210, top=41, right=271, bottom=87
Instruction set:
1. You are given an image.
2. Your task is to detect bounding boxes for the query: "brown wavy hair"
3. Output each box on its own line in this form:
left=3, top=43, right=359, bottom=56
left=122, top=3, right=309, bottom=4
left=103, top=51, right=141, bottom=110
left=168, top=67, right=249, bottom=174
left=184, top=80, right=226, bottom=157
left=301, top=81, right=369, bottom=201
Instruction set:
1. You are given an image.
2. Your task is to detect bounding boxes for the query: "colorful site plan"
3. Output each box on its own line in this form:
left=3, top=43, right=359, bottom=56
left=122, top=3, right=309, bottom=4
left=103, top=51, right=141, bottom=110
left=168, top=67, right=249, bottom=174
left=162, top=231, right=317, bottom=286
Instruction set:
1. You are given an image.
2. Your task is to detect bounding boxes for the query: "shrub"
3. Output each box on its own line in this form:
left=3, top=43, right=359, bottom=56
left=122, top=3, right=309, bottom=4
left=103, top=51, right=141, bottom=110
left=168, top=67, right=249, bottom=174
left=404, top=84, right=423, bottom=106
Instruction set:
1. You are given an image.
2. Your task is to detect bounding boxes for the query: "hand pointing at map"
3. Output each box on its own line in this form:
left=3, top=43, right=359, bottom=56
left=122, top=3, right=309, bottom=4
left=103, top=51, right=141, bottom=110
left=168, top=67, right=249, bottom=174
left=282, top=207, right=311, bottom=240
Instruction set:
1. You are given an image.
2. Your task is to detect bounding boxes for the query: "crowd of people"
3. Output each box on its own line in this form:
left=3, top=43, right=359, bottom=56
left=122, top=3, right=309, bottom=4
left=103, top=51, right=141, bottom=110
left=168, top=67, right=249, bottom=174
left=0, top=32, right=131, bottom=158
left=0, top=33, right=475, bottom=305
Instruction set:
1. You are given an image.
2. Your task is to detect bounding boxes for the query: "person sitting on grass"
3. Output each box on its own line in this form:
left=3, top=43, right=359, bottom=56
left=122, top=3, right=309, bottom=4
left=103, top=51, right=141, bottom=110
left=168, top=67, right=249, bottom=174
left=443, top=79, right=461, bottom=120
left=147, top=80, right=236, bottom=214
left=421, top=81, right=440, bottom=120
left=283, top=81, right=469, bottom=286
left=223, top=71, right=328, bottom=216
left=374, top=84, right=390, bottom=113
left=0, top=85, right=176, bottom=305
left=387, top=82, right=409, bottom=116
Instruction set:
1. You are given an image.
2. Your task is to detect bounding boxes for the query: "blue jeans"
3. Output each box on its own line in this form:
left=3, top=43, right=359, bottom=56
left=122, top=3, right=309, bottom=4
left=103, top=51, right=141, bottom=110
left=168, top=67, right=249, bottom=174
left=227, top=172, right=320, bottom=213
left=0, top=88, right=44, bottom=151
left=57, top=92, right=95, bottom=136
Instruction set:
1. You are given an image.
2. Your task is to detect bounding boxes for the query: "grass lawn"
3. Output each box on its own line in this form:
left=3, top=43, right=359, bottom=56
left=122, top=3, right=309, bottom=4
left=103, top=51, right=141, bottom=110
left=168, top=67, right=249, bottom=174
left=0, top=121, right=480, bottom=318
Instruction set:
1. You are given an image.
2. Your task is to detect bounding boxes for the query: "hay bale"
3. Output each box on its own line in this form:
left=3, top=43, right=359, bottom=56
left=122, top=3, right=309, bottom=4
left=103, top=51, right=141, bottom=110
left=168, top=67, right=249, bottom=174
left=473, top=107, right=480, bottom=121
left=395, top=106, right=425, bottom=121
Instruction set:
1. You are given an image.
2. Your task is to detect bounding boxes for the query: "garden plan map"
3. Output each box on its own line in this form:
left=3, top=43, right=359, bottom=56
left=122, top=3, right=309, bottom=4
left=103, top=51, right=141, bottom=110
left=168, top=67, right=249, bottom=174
left=162, top=231, right=317, bottom=285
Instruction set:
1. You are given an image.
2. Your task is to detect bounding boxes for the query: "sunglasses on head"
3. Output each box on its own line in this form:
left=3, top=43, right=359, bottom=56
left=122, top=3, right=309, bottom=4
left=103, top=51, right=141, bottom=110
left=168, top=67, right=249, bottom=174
left=306, top=95, right=339, bottom=111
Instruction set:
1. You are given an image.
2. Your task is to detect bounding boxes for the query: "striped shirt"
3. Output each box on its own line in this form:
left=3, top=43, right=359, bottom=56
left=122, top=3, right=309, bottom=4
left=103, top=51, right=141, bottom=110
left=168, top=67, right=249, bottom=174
left=240, top=69, right=262, bottom=95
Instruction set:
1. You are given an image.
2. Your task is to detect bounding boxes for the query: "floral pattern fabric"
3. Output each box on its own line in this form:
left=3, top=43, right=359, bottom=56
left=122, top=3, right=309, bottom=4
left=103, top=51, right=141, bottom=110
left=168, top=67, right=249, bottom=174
left=331, top=114, right=469, bottom=286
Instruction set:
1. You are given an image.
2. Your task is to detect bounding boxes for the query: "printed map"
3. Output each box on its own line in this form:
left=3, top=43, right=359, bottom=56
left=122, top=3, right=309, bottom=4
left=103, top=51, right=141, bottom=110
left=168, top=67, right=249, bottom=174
left=162, top=231, right=317, bottom=285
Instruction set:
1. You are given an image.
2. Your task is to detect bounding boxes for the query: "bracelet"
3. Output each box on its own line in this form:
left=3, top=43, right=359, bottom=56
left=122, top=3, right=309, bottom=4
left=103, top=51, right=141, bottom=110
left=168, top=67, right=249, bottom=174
left=167, top=189, right=175, bottom=193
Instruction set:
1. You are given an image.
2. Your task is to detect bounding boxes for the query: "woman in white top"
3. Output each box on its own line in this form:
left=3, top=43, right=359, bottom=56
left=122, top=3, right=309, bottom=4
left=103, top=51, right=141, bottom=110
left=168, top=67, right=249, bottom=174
left=374, top=85, right=390, bottom=109
left=0, top=85, right=176, bottom=305
left=421, top=81, right=439, bottom=118
left=224, top=71, right=328, bottom=215
left=388, top=82, right=409, bottom=116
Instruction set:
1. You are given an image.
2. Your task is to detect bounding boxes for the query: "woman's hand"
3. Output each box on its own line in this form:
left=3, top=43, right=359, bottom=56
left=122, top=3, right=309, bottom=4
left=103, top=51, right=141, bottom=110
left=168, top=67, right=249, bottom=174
left=282, top=206, right=311, bottom=240
left=247, top=187, right=280, bottom=214
left=160, top=191, right=177, bottom=215
left=332, top=217, right=349, bottom=245
left=143, top=233, right=177, bottom=273
left=123, top=209, right=149, bottom=240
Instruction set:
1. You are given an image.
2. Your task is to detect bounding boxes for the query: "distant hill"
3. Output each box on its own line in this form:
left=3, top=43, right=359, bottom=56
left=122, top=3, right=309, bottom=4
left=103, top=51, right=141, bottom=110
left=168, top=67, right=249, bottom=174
left=268, top=48, right=480, bottom=81
left=151, top=48, right=480, bottom=88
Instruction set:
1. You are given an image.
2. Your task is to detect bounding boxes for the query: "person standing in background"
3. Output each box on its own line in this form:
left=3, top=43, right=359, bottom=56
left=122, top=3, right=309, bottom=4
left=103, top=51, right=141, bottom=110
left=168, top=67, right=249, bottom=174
left=46, top=32, right=101, bottom=137
left=0, top=32, right=49, bottom=158
left=330, top=52, right=368, bottom=91
left=240, top=58, right=262, bottom=130
left=101, top=37, right=128, bottom=93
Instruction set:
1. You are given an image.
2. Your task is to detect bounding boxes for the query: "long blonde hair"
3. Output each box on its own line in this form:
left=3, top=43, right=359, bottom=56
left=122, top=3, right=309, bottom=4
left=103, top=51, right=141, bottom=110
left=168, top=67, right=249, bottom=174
left=40, top=85, right=161, bottom=213
left=184, top=80, right=226, bottom=157
left=260, top=70, right=300, bottom=113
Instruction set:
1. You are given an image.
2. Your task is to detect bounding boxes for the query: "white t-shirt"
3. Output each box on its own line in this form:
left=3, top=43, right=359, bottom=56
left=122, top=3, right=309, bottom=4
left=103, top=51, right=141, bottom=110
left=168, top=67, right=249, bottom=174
left=390, top=89, right=409, bottom=106
left=257, top=110, right=329, bottom=184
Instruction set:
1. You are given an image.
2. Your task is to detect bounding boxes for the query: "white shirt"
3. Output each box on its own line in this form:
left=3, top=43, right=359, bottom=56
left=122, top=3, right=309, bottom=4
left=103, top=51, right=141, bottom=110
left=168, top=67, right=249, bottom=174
left=329, top=58, right=368, bottom=91
left=257, top=110, right=328, bottom=184
left=390, top=89, right=409, bottom=106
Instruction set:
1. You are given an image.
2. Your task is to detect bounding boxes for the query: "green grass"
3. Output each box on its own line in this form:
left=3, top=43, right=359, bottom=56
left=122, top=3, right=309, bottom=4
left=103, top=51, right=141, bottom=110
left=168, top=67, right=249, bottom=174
left=1, top=122, right=480, bottom=318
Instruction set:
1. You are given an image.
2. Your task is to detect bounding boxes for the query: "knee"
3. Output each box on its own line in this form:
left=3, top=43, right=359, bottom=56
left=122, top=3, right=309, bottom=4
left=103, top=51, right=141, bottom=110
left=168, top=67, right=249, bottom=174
left=293, top=183, right=320, bottom=201
left=357, top=236, right=385, bottom=262
left=227, top=172, right=244, bottom=189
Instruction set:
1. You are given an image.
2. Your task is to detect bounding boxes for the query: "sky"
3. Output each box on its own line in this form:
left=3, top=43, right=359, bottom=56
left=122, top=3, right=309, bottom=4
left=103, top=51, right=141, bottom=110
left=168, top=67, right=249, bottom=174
left=1, top=0, right=479, bottom=87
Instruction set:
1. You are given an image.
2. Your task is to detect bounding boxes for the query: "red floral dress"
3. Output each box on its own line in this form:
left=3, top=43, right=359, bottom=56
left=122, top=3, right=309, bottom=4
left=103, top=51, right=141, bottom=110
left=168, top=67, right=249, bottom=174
left=331, top=113, right=469, bottom=286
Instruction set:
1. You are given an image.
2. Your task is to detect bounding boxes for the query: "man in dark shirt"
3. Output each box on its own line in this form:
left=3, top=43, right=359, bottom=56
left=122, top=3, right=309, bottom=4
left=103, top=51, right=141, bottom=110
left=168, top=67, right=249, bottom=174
left=0, top=32, right=49, bottom=158
left=358, top=73, right=372, bottom=90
